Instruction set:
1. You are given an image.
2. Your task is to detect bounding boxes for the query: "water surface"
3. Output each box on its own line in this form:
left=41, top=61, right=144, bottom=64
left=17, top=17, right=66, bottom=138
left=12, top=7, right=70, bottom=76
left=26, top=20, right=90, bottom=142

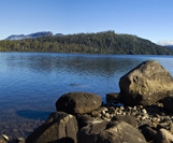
left=1, top=52, right=173, bottom=138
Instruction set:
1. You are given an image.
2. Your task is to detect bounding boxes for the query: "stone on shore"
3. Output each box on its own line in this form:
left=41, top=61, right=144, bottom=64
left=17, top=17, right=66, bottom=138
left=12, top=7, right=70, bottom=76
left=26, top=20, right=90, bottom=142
left=119, top=60, right=173, bottom=106
left=0, top=134, right=9, bottom=143
left=139, top=125, right=157, bottom=142
left=112, top=115, right=138, bottom=128
left=78, top=120, right=108, bottom=143
left=97, top=121, right=146, bottom=143
left=56, top=92, right=102, bottom=114
left=26, top=112, right=78, bottom=143
left=154, top=128, right=173, bottom=143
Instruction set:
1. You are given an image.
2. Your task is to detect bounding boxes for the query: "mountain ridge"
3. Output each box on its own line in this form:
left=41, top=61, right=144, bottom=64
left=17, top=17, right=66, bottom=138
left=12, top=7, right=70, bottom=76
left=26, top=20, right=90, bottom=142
left=6, top=31, right=63, bottom=40
left=165, top=45, right=173, bottom=49
left=1, top=31, right=173, bottom=55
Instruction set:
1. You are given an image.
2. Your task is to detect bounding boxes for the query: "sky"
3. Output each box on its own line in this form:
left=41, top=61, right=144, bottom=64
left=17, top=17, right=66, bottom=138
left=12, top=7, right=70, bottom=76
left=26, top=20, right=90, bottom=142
left=0, top=0, right=173, bottom=45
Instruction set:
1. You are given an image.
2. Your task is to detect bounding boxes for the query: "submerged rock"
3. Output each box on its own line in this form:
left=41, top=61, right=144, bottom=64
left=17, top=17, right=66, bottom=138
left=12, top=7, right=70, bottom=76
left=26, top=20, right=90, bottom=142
left=119, top=60, right=173, bottom=106
left=56, top=92, right=102, bottom=114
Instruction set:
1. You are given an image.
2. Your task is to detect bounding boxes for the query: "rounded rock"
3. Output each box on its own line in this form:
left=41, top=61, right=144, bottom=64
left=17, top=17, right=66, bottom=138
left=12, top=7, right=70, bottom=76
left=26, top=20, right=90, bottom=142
left=142, top=109, right=147, bottom=114
left=56, top=92, right=102, bottom=114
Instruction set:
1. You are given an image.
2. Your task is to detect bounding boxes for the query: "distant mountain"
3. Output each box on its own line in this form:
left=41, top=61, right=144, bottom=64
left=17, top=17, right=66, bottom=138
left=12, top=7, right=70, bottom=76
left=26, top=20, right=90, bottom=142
left=1, top=31, right=173, bottom=55
left=55, top=33, right=63, bottom=36
left=164, top=45, right=173, bottom=49
left=6, top=31, right=54, bottom=40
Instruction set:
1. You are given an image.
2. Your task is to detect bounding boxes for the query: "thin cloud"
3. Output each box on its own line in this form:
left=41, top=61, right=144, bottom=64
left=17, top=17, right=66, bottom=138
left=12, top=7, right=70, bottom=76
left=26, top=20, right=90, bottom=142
left=157, top=40, right=173, bottom=46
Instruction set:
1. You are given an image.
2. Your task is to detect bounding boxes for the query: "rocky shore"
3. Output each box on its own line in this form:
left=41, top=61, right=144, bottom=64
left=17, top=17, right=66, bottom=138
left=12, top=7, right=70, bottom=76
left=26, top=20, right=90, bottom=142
left=2, top=60, right=173, bottom=143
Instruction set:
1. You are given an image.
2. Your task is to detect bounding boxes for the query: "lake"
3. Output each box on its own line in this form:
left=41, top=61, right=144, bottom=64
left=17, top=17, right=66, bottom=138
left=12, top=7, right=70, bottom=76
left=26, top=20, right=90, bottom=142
left=1, top=52, right=173, bottom=138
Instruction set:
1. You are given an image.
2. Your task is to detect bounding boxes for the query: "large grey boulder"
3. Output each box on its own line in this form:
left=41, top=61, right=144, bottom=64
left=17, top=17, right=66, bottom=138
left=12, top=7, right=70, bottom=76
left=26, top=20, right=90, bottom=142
left=97, top=121, right=146, bottom=143
left=78, top=120, right=146, bottom=143
left=26, top=112, right=78, bottom=143
left=78, top=120, right=108, bottom=143
left=119, top=60, right=173, bottom=106
left=56, top=92, right=102, bottom=114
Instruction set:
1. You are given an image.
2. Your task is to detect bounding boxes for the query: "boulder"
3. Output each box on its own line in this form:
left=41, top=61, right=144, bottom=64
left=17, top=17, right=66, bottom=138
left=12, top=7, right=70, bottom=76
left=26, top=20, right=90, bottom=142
left=56, top=92, right=102, bottom=114
left=119, top=60, right=173, bottom=106
left=26, top=112, right=78, bottom=143
left=97, top=121, right=146, bottom=143
left=112, top=115, right=139, bottom=128
left=139, top=124, right=157, bottom=142
left=154, top=128, right=173, bottom=143
left=78, top=120, right=108, bottom=143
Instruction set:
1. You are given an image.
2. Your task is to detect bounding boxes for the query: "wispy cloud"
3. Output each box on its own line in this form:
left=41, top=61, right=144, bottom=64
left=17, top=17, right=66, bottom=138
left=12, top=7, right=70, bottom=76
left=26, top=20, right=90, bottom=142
left=157, top=40, right=173, bottom=46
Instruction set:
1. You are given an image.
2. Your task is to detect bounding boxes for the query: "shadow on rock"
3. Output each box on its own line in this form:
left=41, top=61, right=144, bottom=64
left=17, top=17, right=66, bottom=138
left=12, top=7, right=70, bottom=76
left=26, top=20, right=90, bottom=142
left=57, top=137, right=74, bottom=143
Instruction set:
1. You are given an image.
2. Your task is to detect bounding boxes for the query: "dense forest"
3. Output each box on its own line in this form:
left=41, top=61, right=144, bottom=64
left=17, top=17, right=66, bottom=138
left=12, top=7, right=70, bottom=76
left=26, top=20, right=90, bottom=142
left=0, top=31, right=173, bottom=55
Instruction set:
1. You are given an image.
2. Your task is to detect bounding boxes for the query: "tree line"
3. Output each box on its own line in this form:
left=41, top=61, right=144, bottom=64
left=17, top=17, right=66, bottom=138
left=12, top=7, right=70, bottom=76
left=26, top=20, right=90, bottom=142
left=0, top=31, right=173, bottom=55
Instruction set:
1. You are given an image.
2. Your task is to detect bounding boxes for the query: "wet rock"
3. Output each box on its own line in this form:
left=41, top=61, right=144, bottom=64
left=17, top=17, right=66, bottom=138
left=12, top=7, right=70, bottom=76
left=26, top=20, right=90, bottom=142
left=154, top=128, right=173, bottom=143
left=119, top=60, right=173, bottom=106
left=97, top=121, right=146, bottom=143
left=56, top=92, right=102, bottom=114
left=26, top=112, right=78, bottom=143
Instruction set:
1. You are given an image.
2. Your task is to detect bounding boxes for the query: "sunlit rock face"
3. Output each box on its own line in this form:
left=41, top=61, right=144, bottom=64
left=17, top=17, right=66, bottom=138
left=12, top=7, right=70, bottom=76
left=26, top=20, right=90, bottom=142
left=119, top=60, right=173, bottom=106
left=26, top=112, right=78, bottom=143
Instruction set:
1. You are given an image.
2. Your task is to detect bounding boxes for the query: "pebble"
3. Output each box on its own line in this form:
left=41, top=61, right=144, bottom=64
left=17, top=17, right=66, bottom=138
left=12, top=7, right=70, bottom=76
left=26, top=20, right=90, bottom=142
left=119, top=106, right=125, bottom=111
left=142, top=109, right=147, bottom=114
left=16, top=137, right=25, bottom=143
left=2, top=134, right=9, bottom=141
left=91, top=111, right=101, bottom=118
left=132, top=106, right=137, bottom=111
left=104, top=113, right=110, bottom=118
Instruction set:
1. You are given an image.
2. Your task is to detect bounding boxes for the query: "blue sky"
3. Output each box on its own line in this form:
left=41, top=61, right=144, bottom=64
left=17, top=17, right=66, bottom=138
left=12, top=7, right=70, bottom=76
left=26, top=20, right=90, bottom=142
left=0, top=0, right=173, bottom=45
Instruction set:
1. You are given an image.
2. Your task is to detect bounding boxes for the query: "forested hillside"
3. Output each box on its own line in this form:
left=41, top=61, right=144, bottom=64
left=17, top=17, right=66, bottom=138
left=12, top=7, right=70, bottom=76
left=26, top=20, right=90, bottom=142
left=0, top=31, right=172, bottom=55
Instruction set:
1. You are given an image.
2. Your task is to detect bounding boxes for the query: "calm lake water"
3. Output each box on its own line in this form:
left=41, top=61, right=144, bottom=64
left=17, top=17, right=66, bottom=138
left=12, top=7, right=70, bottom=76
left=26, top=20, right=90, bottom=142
left=1, top=52, right=173, bottom=138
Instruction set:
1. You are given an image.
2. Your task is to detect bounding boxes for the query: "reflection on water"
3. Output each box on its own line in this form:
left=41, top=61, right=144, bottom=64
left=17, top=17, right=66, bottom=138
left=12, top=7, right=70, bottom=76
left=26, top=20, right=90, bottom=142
left=1, top=52, right=173, bottom=138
